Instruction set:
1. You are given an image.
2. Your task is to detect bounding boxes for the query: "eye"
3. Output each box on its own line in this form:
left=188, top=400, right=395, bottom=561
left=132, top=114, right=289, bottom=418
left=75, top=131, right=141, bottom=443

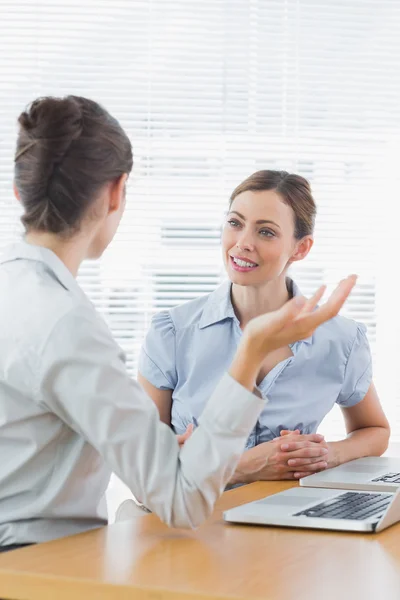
left=227, top=219, right=242, bottom=228
left=259, top=228, right=276, bottom=238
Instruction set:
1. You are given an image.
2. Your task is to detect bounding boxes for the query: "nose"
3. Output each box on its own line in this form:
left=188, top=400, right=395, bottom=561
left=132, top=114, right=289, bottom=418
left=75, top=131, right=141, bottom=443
left=236, top=230, right=255, bottom=253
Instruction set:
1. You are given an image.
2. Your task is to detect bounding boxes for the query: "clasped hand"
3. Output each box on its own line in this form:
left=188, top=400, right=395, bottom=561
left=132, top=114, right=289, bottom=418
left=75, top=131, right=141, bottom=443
left=236, top=430, right=331, bottom=482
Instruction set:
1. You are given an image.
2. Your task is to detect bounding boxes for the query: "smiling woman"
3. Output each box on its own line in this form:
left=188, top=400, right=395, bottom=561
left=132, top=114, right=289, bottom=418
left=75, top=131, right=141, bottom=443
left=138, top=169, right=390, bottom=486
left=223, top=171, right=315, bottom=309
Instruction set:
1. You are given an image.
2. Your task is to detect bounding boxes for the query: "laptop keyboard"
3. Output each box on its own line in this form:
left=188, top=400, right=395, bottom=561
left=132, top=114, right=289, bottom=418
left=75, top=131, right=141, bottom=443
left=371, top=472, right=400, bottom=484
left=294, top=492, right=392, bottom=521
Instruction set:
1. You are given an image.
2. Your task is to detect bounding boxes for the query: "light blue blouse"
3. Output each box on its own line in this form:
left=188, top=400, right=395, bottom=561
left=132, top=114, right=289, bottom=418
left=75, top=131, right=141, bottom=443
left=139, top=279, right=372, bottom=448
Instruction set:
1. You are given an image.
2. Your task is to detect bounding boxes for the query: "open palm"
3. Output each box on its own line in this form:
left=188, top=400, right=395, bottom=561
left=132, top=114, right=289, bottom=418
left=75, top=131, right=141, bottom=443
left=245, top=275, right=357, bottom=355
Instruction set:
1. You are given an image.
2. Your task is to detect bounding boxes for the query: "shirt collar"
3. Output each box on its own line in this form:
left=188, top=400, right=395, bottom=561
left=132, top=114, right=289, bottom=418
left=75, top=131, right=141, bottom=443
left=199, top=277, right=313, bottom=344
left=199, top=280, right=236, bottom=329
left=0, top=239, right=85, bottom=300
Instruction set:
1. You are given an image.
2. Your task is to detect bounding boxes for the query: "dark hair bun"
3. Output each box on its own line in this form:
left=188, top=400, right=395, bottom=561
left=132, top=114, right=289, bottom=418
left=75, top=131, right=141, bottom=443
left=14, top=95, right=133, bottom=235
left=18, top=96, right=83, bottom=164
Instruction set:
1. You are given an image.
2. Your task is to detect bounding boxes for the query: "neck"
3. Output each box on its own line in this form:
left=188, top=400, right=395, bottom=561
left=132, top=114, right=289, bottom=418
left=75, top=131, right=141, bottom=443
left=24, top=230, right=91, bottom=277
left=231, top=274, right=291, bottom=328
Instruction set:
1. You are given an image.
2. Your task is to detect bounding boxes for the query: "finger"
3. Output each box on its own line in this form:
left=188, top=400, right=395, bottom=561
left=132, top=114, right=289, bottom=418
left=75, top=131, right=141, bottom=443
left=262, top=295, right=307, bottom=334
left=280, top=434, right=325, bottom=448
left=274, top=434, right=303, bottom=441
left=279, top=429, right=300, bottom=436
left=293, top=460, right=328, bottom=472
left=280, top=446, right=329, bottom=459
left=295, top=285, right=326, bottom=320
left=326, top=275, right=358, bottom=309
left=305, top=275, right=357, bottom=324
left=275, top=276, right=357, bottom=344
left=294, top=462, right=328, bottom=478
left=287, top=455, right=329, bottom=467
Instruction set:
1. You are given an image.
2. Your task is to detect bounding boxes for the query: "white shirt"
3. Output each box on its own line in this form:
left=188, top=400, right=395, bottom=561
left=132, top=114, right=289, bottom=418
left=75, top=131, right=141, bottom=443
left=0, top=241, right=263, bottom=545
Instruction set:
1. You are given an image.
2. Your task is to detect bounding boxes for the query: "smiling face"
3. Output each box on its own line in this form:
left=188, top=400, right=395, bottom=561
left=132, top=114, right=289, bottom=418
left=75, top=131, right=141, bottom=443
left=222, top=189, right=313, bottom=287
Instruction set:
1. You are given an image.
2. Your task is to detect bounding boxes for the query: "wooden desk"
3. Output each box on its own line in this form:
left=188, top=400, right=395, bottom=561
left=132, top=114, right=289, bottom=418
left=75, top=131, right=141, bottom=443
left=1, top=481, right=400, bottom=600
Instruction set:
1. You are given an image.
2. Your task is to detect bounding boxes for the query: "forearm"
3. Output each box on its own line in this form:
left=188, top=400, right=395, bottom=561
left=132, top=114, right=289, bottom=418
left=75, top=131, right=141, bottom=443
left=328, top=426, right=390, bottom=468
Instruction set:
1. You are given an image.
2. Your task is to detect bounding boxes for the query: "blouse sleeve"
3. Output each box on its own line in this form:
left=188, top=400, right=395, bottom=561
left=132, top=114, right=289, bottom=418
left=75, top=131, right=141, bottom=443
left=138, top=311, right=177, bottom=390
left=336, top=323, right=373, bottom=407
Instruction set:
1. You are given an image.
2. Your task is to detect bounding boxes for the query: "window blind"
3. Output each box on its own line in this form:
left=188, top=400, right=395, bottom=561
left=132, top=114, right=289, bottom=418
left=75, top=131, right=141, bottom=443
left=1, top=0, right=400, bottom=441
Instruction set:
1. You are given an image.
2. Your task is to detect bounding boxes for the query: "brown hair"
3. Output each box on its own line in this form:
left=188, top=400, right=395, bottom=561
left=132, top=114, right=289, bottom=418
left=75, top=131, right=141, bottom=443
left=229, top=170, right=316, bottom=239
left=14, top=95, right=133, bottom=235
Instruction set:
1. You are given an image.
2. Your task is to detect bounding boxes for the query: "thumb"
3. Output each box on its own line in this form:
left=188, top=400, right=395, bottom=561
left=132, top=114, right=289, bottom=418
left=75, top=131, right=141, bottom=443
left=183, top=423, right=194, bottom=439
left=177, top=423, right=194, bottom=446
left=274, top=429, right=300, bottom=440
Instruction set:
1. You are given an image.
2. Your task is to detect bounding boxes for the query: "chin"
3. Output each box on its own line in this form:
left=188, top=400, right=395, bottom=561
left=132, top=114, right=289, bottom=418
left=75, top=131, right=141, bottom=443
left=227, top=270, right=258, bottom=287
left=227, top=266, right=276, bottom=288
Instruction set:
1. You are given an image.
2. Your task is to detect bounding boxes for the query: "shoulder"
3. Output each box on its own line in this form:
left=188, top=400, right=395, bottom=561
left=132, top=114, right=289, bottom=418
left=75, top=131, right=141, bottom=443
left=39, top=278, right=103, bottom=348
left=167, top=293, right=214, bottom=331
left=314, top=313, right=368, bottom=356
left=168, top=280, right=232, bottom=332
left=151, top=289, right=221, bottom=334
left=41, top=302, right=114, bottom=357
left=143, top=296, right=207, bottom=349
left=1, top=258, right=93, bottom=350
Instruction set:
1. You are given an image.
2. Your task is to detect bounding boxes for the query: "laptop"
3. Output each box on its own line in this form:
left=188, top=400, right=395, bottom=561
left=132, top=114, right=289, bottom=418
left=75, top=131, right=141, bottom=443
left=300, top=457, right=400, bottom=492
left=223, top=485, right=400, bottom=533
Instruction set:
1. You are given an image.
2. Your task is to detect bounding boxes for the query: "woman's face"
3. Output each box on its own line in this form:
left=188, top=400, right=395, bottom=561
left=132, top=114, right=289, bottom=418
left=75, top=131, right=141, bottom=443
left=221, top=189, right=312, bottom=287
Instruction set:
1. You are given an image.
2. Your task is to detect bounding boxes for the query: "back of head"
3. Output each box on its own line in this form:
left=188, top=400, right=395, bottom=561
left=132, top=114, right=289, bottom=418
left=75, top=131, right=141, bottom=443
left=14, top=96, right=133, bottom=235
left=230, top=169, right=316, bottom=239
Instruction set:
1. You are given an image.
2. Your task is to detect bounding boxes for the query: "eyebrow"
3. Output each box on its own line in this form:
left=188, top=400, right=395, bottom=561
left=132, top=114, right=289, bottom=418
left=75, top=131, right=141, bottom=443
left=228, top=210, right=281, bottom=229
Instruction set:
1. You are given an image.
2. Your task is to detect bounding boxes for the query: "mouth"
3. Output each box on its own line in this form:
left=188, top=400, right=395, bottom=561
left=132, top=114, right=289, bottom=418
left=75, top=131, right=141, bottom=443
left=229, top=255, right=259, bottom=272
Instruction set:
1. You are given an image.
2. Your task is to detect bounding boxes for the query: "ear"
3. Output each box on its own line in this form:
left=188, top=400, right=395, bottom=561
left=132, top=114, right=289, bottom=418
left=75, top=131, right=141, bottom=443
left=108, top=173, right=128, bottom=214
left=13, top=182, right=20, bottom=202
left=289, top=236, right=314, bottom=264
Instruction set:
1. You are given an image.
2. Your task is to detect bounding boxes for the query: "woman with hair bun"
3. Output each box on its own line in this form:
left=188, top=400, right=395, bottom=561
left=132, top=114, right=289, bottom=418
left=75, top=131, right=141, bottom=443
left=0, top=95, right=356, bottom=551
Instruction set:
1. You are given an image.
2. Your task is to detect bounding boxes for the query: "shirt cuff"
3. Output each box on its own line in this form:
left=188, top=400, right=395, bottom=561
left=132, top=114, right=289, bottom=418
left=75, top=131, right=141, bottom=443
left=199, top=373, right=265, bottom=434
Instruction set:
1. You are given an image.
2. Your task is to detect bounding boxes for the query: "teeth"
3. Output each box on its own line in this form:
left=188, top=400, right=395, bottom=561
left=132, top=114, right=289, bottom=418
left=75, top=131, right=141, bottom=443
left=233, top=257, right=257, bottom=268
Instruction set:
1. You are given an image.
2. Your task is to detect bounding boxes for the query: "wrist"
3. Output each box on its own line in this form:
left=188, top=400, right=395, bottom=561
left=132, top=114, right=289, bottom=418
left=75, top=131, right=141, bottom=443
left=230, top=446, right=268, bottom=486
left=229, top=468, right=252, bottom=487
left=326, top=441, right=342, bottom=469
left=229, top=335, right=264, bottom=392
left=230, top=455, right=256, bottom=486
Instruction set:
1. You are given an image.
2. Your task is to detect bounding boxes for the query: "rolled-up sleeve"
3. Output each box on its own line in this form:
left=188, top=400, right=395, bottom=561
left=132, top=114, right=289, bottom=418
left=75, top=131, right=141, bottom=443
left=34, top=306, right=264, bottom=529
left=336, top=323, right=373, bottom=408
left=138, top=311, right=177, bottom=389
